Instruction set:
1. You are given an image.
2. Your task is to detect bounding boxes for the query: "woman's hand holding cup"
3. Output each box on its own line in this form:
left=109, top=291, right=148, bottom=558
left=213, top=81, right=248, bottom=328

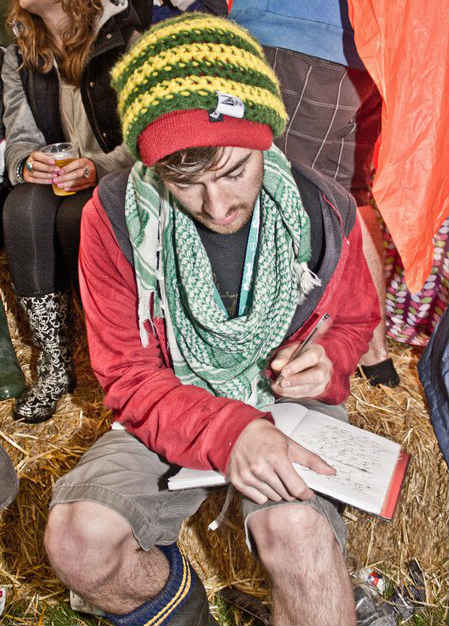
left=23, top=150, right=60, bottom=185
left=52, top=156, right=97, bottom=194
left=23, top=142, right=97, bottom=195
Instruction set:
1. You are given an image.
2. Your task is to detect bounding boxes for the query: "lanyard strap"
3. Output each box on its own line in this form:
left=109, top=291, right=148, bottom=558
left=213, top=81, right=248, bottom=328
left=212, top=196, right=261, bottom=318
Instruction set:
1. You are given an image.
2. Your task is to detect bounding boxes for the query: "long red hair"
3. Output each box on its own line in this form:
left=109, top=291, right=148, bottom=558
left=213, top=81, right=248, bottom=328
left=7, top=0, right=104, bottom=85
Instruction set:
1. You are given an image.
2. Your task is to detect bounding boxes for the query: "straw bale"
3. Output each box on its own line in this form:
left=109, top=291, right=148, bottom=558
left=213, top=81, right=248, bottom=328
left=180, top=345, right=448, bottom=621
left=0, top=249, right=447, bottom=623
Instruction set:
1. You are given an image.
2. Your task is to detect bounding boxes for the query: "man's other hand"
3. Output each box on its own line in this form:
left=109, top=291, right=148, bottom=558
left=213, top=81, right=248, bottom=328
left=226, top=419, right=335, bottom=504
left=270, top=343, right=332, bottom=399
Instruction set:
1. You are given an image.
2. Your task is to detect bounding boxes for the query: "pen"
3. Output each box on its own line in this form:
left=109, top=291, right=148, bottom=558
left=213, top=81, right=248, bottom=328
left=277, top=312, right=331, bottom=384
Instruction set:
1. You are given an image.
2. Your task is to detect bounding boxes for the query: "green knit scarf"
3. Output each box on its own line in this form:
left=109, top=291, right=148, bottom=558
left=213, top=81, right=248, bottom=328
left=125, top=145, right=319, bottom=409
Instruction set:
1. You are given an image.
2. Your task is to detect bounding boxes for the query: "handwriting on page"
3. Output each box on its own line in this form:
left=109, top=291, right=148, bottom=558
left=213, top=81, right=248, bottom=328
left=291, top=411, right=401, bottom=513
left=169, top=403, right=406, bottom=518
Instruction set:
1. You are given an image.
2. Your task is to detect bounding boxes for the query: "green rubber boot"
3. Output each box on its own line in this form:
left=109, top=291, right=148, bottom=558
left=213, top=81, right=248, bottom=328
left=0, top=298, right=26, bottom=400
left=0, top=445, right=18, bottom=509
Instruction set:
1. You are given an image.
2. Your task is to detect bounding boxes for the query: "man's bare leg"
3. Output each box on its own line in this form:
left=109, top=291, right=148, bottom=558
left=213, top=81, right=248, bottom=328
left=45, top=501, right=170, bottom=614
left=248, top=503, right=356, bottom=626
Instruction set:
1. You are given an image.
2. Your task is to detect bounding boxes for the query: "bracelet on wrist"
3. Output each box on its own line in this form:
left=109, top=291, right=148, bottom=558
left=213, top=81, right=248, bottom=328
left=15, top=157, right=27, bottom=184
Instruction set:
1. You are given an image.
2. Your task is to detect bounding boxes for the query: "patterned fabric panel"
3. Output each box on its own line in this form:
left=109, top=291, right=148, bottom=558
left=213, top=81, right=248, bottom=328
left=385, top=217, right=449, bottom=347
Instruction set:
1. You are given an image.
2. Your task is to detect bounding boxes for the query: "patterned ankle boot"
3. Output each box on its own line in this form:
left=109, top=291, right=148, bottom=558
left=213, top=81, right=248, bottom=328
left=13, top=292, right=75, bottom=424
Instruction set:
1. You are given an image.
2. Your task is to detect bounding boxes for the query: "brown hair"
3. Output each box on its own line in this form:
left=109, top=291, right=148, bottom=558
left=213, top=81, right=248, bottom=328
left=155, top=146, right=225, bottom=183
left=7, top=0, right=103, bottom=86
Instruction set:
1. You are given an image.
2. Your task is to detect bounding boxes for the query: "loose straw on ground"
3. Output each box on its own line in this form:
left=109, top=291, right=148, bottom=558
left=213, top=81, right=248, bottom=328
left=0, top=250, right=447, bottom=624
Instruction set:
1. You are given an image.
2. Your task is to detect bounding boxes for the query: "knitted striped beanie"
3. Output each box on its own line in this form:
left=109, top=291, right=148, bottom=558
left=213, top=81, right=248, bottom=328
left=111, top=12, right=288, bottom=165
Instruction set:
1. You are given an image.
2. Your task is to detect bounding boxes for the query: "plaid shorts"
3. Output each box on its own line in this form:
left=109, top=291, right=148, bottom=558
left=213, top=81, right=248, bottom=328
left=264, top=47, right=381, bottom=205
left=50, top=401, right=348, bottom=553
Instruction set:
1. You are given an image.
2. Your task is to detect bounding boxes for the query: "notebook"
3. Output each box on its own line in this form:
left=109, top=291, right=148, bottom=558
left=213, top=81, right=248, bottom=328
left=168, top=402, right=410, bottom=520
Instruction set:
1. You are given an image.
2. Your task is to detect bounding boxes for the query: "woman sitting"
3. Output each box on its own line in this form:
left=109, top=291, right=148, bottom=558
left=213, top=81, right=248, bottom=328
left=1, top=0, right=150, bottom=424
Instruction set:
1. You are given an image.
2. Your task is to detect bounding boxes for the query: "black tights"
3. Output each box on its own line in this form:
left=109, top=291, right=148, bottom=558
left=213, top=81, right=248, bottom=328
left=2, top=184, right=92, bottom=297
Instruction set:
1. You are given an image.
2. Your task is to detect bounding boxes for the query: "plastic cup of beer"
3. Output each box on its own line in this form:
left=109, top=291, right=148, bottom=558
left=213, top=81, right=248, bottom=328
left=42, top=142, right=78, bottom=196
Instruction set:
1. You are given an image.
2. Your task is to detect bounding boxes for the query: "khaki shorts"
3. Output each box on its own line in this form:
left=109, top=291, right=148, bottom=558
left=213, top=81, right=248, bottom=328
left=50, top=401, right=347, bottom=552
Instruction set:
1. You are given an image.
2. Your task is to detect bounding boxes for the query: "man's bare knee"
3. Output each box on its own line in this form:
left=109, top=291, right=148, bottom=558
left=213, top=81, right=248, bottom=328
left=45, top=501, right=133, bottom=591
left=250, top=505, right=354, bottom=625
left=248, top=503, right=337, bottom=570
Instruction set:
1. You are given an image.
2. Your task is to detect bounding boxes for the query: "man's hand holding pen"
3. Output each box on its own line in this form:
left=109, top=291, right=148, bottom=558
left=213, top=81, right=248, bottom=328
left=228, top=313, right=335, bottom=504
left=270, top=313, right=333, bottom=399
left=271, top=343, right=332, bottom=398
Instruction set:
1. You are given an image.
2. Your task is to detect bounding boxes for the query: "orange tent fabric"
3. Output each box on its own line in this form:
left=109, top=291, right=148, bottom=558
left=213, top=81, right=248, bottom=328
left=348, top=1, right=449, bottom=292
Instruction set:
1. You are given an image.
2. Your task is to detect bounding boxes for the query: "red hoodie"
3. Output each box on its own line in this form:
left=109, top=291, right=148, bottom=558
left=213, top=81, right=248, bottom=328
left=79, top=169, right=379, bottom=475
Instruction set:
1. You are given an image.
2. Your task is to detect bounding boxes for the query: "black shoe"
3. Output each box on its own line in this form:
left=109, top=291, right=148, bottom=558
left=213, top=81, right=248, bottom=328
left=359, top=358, right=400, bottom=387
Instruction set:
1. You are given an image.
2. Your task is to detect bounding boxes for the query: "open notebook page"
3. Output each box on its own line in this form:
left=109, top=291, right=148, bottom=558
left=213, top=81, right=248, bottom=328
left=169, top=402, right=406, bottom=518
left=277, top=405, right=401, bottom=515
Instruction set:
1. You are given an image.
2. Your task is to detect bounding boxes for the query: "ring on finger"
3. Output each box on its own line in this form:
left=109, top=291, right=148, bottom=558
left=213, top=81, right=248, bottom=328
left=25, top=158, right=33, bottom=172
left=82, top=166, right=90, bottom=179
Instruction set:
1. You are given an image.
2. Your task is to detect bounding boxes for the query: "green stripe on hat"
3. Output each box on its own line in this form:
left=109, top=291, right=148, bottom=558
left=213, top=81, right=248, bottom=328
left=112, top=13, right=288, bottom=159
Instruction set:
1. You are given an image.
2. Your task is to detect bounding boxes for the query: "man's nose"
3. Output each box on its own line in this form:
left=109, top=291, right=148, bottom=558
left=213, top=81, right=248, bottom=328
left=202, top=183, right=231, bottom=219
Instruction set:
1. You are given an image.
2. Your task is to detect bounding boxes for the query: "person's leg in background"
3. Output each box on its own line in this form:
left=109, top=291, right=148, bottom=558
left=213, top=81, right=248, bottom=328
left=55, top=188, right=92, bottom=301
left=357, top=203, right=399, bottom=385
left=2, top=184, right=91, bottom=423
left=264, top=47, right=399, bottom=387
left=0, top=185, right=26, bottom=400
left=348, top=72, right=399, bottom=386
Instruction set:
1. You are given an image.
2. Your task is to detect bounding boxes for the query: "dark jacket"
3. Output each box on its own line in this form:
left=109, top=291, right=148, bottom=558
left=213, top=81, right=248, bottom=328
left=0, top=46, right=10, bottom=206
left=17, top=1, right=150, bottom=152
left=418, top=306, right=449, bottom=466
left=2, top=0, right=227, bottom=184
left=152, top=0, right=227, bottom=24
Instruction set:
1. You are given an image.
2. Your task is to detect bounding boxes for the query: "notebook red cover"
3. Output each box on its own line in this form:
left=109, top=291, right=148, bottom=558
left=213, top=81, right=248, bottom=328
left=379, top=451, right=411, bottom=520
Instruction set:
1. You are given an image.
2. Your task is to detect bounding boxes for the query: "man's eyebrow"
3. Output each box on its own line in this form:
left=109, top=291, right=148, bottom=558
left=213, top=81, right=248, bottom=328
left=216, top=153, right=251, bottom=179
left=168, top=153, right=252, bottom=185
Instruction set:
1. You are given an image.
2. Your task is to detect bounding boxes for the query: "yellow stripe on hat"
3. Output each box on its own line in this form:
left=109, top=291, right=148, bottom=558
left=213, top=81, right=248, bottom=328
left=118, top=41, right=281, bottom=108
left=112, top=14, right=264, bottom=87
left=120, top=74, right=287, bottom=140
left=119, top=73, right=284, bottom=118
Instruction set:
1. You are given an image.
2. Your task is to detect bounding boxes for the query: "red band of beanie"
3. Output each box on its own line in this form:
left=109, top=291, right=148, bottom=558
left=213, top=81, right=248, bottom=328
left=137, top=109, right=273, bottom=166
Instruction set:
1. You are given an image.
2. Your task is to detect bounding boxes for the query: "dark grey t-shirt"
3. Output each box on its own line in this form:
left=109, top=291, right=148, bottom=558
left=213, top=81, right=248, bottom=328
left=196, top=196, right=324, bottom=319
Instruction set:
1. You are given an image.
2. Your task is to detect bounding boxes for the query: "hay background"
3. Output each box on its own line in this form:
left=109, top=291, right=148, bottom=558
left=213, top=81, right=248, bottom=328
left=0, top=249, right=447, bottom=624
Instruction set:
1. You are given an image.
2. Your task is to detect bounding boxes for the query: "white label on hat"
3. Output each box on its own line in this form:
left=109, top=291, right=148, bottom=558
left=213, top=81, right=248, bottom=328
left=211, top=92, right=245, bottom=120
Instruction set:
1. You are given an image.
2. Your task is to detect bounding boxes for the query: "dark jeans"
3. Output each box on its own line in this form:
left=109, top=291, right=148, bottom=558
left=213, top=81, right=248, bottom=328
left=2, top=184, right=92, bottom=296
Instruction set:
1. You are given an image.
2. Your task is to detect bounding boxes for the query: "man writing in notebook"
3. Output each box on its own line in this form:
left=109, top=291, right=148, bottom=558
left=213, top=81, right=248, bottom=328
left=44, top=14, right=380, bottom=626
